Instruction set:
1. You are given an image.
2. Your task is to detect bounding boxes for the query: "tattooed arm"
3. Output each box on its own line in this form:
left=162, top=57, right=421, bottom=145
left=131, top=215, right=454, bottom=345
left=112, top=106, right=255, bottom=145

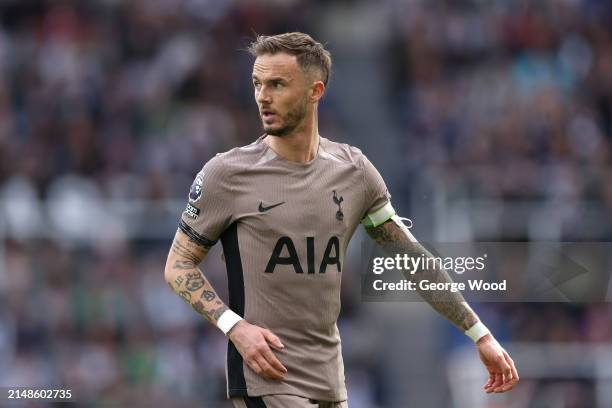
left=164, top=228, right=287, bottom=380
left=164, top=229, right=228, bottom=325
left=365, top=219, right=478, bottom=331
left=365, top=218, right=519, bottom=393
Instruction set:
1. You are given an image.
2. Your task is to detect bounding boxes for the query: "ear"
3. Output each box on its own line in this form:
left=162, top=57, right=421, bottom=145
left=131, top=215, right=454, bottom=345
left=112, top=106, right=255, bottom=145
left=309, top=81, right=326, bottom=103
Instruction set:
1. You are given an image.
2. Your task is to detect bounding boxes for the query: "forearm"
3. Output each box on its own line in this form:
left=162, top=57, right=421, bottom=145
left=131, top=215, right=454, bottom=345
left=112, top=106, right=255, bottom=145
left=366, top=219, right=479, bottom=331
left=165, top=261, right=228, bottom=325
left=164, top=230, right=228, bottom=325
left=402, top=240, right=478, bottom=331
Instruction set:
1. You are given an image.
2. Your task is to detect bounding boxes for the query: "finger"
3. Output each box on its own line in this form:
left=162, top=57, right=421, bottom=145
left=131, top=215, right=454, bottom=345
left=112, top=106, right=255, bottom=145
left=501, top=360, right=513, bottom=383
left=491, top=354, right=512, bottom=393
left=262, top=329, right=285, bottom=350
left=247, top=359, right=263, bottom=376
left=505, top=353, right=520, bottom=383
left=496, top=378, right=518, bottom=393
left=489, top=372, right=503, bottom=392
left=483, top=373, right=495, bottom=390
left=255, top=355, right=284, bottom=380
left=493, top=372, right=513, bottom=393
left=485, top=371, right=499, bottom=393
left=495, top=374, right=518, bottom=393
left=489, top=352, right=511, bottom=378
left=261, top=346, right=288, bottom=374
left=493, top=354, right=519, bottom=392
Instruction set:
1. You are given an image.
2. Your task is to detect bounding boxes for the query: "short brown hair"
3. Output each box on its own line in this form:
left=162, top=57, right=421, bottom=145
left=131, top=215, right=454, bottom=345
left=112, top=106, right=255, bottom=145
left=247, top=32, right=332, bottom=86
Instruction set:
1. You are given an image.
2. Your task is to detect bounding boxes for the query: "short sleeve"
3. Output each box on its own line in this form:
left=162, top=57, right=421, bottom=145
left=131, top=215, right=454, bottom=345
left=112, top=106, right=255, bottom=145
left=178, top=156, right=234, bottom=247
left=359, top=154, right=395, bottom=228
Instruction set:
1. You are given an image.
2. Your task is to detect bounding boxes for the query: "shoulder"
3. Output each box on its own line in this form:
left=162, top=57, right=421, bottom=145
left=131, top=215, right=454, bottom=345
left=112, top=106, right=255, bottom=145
left=319, top=137, right=368, bottom=169
left=200, top=137, right=268, bottom=176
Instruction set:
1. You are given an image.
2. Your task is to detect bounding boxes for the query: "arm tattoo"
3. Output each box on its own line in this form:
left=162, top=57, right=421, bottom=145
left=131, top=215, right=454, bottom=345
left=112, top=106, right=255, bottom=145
left=201, top=290, right=216, bottom=302
left=173, top=260, right=195, bottom=270
left=179, top=291, right=192, bottom=303
left=192, top=300, right=227, bottom=323
left=212, top=305, right=229, bottom=321
left=366, top=220, right=479, bottom=331
left=167, top=230, right=230, bottom=324
left=184, top=272, right=205, bottom=291
left=193, top=301, right=206, bottom=315
left=170, top=238, right=206, bottom=266
left=172, top=269, right=229, bottom=324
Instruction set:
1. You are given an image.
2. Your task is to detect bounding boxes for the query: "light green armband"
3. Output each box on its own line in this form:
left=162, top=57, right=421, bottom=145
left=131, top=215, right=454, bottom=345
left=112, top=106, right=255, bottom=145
left=361, top=202, right=396, bottom=228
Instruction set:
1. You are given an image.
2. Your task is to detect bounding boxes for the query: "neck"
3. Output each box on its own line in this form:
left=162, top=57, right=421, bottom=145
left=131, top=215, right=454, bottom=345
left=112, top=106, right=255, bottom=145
left=265, top=107, right=319, bottom=163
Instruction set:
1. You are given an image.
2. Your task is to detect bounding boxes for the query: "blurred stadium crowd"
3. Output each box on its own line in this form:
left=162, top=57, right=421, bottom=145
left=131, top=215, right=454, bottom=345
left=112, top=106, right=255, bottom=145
left=0, top=0, right=611, bottom=406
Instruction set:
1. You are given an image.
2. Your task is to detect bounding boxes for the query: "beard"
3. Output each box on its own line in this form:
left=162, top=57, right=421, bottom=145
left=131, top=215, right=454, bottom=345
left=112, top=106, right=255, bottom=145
left=263, top=97, right=308, bottom=137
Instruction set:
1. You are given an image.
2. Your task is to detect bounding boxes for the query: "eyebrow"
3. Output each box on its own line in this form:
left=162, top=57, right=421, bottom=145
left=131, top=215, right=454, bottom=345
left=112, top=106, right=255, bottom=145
left=251, top=75, right=292, bottom=82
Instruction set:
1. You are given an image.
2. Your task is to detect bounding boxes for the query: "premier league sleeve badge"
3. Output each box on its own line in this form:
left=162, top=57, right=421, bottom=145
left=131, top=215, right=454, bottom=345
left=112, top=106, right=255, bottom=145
left=189, top=172, right=204, bottom=202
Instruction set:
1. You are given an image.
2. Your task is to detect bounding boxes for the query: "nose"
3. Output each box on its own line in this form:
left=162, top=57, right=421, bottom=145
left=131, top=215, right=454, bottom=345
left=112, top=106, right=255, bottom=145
left=256, top=85, right=272, bottom=105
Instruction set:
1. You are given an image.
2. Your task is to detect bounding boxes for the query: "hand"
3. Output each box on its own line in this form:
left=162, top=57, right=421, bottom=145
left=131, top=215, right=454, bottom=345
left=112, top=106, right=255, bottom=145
left=476, top=334, right=519, bottom=393
left=228, top=320, right=287, bottom=380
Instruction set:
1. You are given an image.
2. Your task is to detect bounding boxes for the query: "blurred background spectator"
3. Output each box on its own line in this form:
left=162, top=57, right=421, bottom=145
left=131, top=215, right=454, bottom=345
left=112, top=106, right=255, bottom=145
left=0, top=0, right=611, bottom=406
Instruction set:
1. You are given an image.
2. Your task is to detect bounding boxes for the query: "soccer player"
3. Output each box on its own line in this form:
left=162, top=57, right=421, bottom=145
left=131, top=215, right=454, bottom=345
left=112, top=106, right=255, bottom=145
left=164, top=32, right=518, bottom=408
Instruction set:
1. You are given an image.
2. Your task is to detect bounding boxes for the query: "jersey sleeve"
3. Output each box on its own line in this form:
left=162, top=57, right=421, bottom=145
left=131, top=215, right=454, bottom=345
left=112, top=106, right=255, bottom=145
left=178, top=156, right=234, bottom=247
left=359, top=154, right=396, bottom=228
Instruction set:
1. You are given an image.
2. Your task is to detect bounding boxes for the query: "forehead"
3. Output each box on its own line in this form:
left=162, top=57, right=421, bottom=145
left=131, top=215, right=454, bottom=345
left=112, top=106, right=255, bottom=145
left=252, top=53, right=302, bottom=80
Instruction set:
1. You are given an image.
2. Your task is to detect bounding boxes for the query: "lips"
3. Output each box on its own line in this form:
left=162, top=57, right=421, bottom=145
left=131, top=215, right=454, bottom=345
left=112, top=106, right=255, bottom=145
left=261, top=110, right=276, bottom=120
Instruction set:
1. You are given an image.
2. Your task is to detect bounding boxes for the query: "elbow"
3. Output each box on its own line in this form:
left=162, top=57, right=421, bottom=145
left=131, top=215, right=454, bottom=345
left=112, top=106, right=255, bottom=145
left=164, top=258, right=175, bottom=286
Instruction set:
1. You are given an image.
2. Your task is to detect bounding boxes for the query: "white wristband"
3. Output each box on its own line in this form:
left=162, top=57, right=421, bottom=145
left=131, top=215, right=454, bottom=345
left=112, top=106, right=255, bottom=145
left=216, top=309, right=243, bottom=335
left=465, top=321, right=490, bottom=343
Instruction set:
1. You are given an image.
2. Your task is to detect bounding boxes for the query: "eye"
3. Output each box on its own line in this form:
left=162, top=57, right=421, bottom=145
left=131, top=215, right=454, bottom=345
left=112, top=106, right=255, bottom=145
left=253, top=81, right=261, bottom=90
left=274, top=82, right=284, bottom=88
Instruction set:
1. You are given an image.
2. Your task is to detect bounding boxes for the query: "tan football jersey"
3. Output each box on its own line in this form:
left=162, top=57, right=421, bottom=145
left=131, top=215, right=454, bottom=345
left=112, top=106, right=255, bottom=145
left=179, top=135, right=394, bottom=402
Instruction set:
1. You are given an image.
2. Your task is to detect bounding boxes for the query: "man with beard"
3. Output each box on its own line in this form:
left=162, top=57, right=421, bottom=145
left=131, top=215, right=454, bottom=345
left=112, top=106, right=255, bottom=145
left=164, top=32, right=518, bottom=408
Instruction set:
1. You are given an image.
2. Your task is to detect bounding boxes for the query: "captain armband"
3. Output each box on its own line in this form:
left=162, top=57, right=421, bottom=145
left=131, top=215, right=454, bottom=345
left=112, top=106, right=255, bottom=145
left=361, top=202, right=396, bottom=228
left=361, top=202, right=414, bottom=232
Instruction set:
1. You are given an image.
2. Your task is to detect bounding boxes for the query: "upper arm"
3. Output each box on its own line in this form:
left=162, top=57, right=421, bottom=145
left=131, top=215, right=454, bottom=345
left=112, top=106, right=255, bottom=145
left=358, top=152, right=392, bottom=220
left=166, top=156, right=234, bottom=274
left=179, top=156, right=234, bottom=248
left=365, top=217, right=418, bottom=252
left=165, top=228, right=211, bottom=274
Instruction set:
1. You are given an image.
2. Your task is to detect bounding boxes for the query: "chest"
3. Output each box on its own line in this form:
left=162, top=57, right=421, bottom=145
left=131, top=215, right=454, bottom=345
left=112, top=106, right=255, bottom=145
left=231, top=163, right=364, bottom=239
